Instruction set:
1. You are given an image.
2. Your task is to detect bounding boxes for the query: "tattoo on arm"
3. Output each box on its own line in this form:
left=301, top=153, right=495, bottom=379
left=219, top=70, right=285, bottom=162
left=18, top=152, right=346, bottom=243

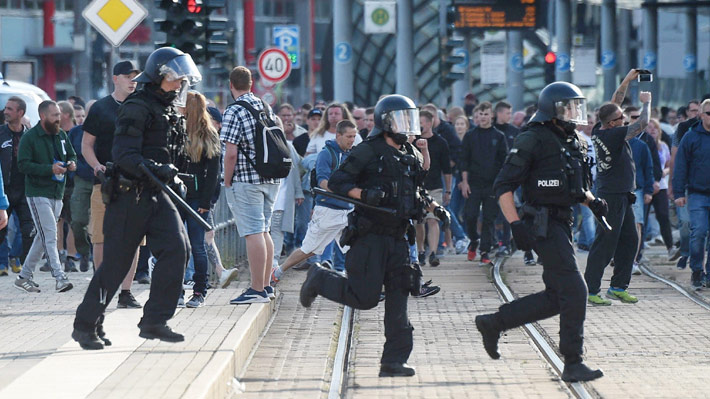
left=625, top=102, right=651, bottom=140
left=611, top=81, right=630, bottom=106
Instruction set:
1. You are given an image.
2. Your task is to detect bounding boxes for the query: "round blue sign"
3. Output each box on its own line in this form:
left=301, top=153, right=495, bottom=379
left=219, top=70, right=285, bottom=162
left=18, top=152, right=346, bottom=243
left=510, top=53, right=524, bottom=72
left=556, top=53, right=571, bottom=72
left=601, top=50, right=616, bottom=70
left=454, top=48, right=469, bottom=68
left=683, top=54, right=697, bottom=72
left=335, top=42, right=352, bottom=64
left=643, top=51, right=657, bottom=70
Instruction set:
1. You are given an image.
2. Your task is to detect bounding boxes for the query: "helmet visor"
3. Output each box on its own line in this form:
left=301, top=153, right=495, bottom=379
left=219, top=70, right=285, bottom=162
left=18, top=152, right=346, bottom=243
left=159, top=54, right=202, bottom=86
left=385, top=108, right=420, bottom=136
left=554, top=98, right=588, bottom=125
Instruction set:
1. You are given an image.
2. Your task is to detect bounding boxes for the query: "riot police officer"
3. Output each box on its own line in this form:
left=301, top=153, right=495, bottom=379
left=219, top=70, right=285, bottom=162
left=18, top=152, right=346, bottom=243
left=475, top=82, right=607, bottom=382
left=300, top=94, right=448, bottom=377
left=72, top=47, right=199, bottom=349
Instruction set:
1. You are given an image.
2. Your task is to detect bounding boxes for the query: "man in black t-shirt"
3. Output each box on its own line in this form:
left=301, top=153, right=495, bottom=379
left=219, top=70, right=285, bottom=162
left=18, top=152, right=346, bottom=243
left=415, top=110, right=452, bottom=267
left=81, top=60, right=143, bottom=308
left=585, top=69, right=651, bottom=306
left=459, top=102, right=508, bottom=265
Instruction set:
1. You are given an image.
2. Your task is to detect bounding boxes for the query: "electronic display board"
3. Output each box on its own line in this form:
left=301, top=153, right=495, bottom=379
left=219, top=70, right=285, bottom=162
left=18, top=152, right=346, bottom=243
left=452, top=0, right=540, bottom=30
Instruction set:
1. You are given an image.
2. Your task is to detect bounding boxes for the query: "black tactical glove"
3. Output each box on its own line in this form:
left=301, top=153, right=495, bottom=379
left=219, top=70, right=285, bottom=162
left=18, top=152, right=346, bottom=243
left=143, top=160, right=178, bottom=183
left=433, top=206, right=451, bottom=228
left=511, top=220, right=535, bottom=251
left=589, top=198, right=608, bottom=217
left=361, top=188, right=386, bottom=206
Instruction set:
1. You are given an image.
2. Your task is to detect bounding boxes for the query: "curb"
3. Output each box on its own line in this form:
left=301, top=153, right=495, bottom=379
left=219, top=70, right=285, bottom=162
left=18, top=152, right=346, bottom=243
left=182, top=299, right=276, bottom=399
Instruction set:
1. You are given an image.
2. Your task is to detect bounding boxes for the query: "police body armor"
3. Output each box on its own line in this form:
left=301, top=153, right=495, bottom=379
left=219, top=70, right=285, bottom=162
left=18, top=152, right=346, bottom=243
left=121, top=88, right=189, bottom=174
left=521, top=122, right=589, bottom=208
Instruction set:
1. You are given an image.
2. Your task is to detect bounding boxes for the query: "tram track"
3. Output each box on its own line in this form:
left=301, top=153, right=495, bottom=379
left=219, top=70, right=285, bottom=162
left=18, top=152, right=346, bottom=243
left=492, top=256, right=596, bottom=399
left=639, top=263, right=710, bottom=311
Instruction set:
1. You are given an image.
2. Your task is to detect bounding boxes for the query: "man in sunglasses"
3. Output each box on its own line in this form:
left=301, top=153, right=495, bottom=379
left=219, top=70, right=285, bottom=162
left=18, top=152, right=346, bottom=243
left=673, top=99, right=710, bottom=289
left=585, top=69, right=651, bottom=306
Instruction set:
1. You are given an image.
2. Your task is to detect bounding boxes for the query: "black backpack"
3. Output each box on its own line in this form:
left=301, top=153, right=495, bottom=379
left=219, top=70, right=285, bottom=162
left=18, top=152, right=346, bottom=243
left=310, top=145, right=338, bottom=192
left=235, top=99, right=292, bottom=179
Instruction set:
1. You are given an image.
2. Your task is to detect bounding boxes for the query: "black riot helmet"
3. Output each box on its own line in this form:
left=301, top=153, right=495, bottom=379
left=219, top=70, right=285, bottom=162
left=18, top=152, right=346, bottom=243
left=529, top=81, right=588, bottom=125
left=370, top=94, right=420, bottom=139
left=134, top=47, right=202, bottom=106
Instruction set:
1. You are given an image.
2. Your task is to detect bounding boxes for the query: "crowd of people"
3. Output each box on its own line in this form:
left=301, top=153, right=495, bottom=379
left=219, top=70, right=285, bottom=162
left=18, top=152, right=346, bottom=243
left=1, top=55, right=709, bottom=361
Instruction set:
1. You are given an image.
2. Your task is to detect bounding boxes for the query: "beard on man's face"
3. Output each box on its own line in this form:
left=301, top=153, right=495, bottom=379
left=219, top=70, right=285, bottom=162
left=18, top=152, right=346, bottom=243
left=42, top=119, right=60, bottom=134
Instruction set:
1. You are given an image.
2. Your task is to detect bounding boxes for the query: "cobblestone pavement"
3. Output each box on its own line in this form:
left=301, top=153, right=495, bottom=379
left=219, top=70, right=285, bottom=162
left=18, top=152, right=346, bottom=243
left=503, top=247, right=710, bottom=399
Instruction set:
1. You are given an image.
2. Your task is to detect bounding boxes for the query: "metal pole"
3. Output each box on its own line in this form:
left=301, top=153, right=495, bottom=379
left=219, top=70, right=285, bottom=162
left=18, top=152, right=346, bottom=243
left=438, top=0, right=447, bottom=106
left=451, top=32, right=469, bottom=108
left=396, top=0, right=415, bottom=99
left=234, top=0, right=245, bottom=66
left=506, top=31, right=524, bottom=111
left=295, top=0, right=310, bottom=106
left=74, top=0, right=91, bottom=100
left=332, top=0, right=353, bottom=102
left=642, top=0, right=659, bottom=106
left=601, top=0, right=617, bottom=100
left=555, top=0, right=571, bottom=82
left=617, top=9, right=631, bottom=76
left=684, top=3, right=697, bottom=100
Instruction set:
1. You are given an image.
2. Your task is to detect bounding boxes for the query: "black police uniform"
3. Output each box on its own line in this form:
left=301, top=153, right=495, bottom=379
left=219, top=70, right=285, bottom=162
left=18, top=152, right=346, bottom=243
left=303, top=134, right=424, bottom=369
left=485, top=121, right=591, bottom=364
left=73, top=84, right=190, bottom=339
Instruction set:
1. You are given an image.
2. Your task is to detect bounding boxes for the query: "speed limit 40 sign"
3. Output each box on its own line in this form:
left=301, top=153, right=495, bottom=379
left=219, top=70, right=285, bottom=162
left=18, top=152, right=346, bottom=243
left=258, top=48, right=292, bottom=84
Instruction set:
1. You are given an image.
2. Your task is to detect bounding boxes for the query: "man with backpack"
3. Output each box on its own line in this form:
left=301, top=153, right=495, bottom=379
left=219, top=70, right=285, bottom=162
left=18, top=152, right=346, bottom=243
left=222, top=66, right=292, bottom=304
left=271, top=120, right=357, bottom=282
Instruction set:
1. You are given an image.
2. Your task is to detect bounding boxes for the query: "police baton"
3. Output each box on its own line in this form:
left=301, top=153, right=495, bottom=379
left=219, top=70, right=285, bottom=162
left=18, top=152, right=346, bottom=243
left=595, top=214, right=613, bottom=233
left=139, top=163, right=214, bottom=231
left=312, top=187, right=397, bottom=215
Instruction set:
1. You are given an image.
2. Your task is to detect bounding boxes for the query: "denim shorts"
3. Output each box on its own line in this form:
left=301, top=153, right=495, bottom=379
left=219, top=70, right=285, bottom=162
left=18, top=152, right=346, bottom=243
left=226, top=182, right=280, bottom=237
left=632, top=189, right=645, bottom=224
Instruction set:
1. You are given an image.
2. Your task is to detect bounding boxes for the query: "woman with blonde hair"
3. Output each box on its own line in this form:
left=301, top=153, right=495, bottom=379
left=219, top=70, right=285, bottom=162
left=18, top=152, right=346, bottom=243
left=305, top=102, right=362, bottom=155
left=180, top=91, right=222, bottom=308
left=645, top=118, right=675, bottom=256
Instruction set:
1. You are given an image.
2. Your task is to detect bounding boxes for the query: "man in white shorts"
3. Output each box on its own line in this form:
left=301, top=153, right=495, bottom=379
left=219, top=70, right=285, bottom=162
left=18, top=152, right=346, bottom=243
left=271, top=120, right=357, bottom=282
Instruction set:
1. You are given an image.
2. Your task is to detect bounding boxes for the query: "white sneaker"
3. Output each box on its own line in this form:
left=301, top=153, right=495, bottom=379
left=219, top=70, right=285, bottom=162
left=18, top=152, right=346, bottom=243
left=632, top=263, right=642, bottom=276
left=219, top=268, right=239, bottom=289
left=183, top=280, right=195, bottom=290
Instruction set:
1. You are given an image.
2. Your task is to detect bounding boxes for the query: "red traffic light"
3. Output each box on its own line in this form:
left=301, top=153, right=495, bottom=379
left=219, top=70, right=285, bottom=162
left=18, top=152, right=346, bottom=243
left=545, top=51, right=556, bottom=64
left=186, top=0, right=202, bottom=13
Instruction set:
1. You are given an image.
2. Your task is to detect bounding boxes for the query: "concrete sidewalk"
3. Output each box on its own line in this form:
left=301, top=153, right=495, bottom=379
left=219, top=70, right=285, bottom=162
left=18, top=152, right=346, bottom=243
left=0, top=271, right=273, bottom=399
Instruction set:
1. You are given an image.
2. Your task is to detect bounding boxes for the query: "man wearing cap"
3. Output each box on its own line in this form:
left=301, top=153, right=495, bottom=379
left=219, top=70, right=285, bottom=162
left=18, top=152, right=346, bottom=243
left=80, top=60, right=142, bottom=308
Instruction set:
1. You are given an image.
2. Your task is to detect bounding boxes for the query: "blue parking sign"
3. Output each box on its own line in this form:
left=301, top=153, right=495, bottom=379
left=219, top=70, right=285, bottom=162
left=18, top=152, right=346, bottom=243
left=273, top=25, right=300, bottom=69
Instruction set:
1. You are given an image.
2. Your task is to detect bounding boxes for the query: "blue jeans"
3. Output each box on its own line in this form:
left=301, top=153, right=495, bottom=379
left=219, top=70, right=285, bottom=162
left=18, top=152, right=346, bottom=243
left=449, top=178, right=466, bottom=233
left=687, top=193, right=710, bottom=273
left=185, top=199, right=210, bottom=295
left=0, top=214, right=21, bottom=268
left=678, top=202, right=690, bottom=257
left=576, top=204, right=596, bottom=248
left=294, top=192, right=312, bottom=248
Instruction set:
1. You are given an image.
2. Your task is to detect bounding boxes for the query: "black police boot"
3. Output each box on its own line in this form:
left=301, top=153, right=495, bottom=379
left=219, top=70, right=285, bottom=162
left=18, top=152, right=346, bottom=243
left=561, top=361, right=604, bottom=382
left=72, top=328, right=104, bottom=350
left=475, top=314, right=502, bottom=359
left=139, top=324, right=185, bottom=342
left=299, top=263, right=326, bottom=308
left=379, top=362, right=416, bottom=377
left=96, top=324, right=112, bottom=346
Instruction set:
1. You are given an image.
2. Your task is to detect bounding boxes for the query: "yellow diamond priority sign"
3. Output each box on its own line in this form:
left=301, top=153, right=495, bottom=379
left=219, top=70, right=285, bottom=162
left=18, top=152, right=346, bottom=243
left=82, top=0, right=148, bottom=47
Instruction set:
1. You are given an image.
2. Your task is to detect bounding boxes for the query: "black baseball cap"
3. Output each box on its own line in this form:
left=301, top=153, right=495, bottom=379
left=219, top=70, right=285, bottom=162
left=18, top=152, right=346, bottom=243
left=207, top=106, right=222, bottom=124
left=113, top=60, right=140, bottom=76
left=307, top=108, right=323, bottom=118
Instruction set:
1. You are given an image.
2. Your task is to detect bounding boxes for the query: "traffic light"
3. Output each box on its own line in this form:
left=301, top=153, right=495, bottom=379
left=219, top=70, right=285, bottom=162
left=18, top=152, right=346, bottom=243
left=154, top=0, right=228, bottom=64
left=544, top=51, right=556, bottom=84
left=440, top=6, right=466, bottom=88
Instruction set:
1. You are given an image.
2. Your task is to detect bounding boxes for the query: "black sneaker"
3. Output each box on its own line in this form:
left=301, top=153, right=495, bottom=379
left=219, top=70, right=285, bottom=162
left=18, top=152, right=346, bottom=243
left=479, top=252, right=491, bottom=265
left=418, top=251, right=426, bottom=265
left=139, top=324, right=184, bottom=342
left=524, top=251, right=536, bottom=266
left=64, top=257, right=79, bottom=273
left=498, top=246, right=511, bottom=257
left=97, top=324, right=112, bottom=346
left=428, top=253, right=440, bottom=267
left=677, top=256, right=688, bottom=270
left=136, top=274, right=151, bottom=284
left=39, top=261, right=51, bottom=272
left=561, top=361, right=604, bottom=382
left=379, top=362, right=415, bottom=377
left=79, top=256, right=90, bottom=272
left=475, top=314, right=501, bottom=359
left=72, top=328, right=104, bottom=350
left=413, top=280, right=440, bottom=298
left=692, top=270, right=703, bottom=291
left=117, top=291, right=142, bottom=309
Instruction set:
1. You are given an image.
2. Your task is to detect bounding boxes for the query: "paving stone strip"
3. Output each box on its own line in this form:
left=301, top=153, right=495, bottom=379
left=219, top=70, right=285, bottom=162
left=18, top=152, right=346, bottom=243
left=503, top=250, right=710, bottom=399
